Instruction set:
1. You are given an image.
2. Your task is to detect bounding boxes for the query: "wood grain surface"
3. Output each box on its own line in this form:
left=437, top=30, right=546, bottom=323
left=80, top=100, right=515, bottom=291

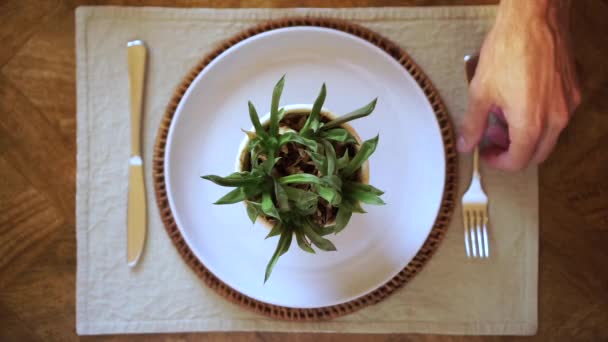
left=1, top=0, right=606, bottom=341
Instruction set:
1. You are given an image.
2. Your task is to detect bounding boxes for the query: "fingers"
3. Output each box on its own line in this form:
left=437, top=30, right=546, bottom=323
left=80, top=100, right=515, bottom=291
left=483, top=105, right=509, bottom=149
left=483, top=124, right=510, bottom=149
left=484, top=116, right=541, bottom=171
left=489, top=104, right=507, bottom=123
left=569, top=84, right=582, bottom=113
left=458, top=86, right=493, bottom=153
left=530, top=81, right=577, bottom=164
left=531, top=112, right=569, bottom=164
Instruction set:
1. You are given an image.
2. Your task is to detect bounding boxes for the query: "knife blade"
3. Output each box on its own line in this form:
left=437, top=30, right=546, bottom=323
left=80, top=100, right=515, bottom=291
left=127, top=40, right=148, bottom=267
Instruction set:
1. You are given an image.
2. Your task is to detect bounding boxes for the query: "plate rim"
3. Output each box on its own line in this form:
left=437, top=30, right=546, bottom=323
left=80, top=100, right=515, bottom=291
left=166, top=26, right=443, bottom=308
left=153, top=17, right=457, bottom=321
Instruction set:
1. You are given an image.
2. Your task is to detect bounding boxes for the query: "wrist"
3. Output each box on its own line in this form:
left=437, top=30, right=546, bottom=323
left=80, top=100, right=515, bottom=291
left=496, top=0, right=572, bottom=29
left=497, top=0, right=549, bottom=23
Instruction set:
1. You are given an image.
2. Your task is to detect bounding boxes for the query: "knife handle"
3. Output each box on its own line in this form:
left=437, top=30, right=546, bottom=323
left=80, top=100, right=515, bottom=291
left=127, top=40, right=147, bottom=156
left=127, top=164, right=147, bottom=266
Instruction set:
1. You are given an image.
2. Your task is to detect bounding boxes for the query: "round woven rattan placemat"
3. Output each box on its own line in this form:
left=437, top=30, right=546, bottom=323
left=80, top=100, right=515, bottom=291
left=153, top=17, right=458, bottom=321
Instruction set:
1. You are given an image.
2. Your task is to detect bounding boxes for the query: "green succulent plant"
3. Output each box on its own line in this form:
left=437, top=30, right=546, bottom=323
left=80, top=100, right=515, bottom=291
left=202, top=75, right=385, bottom=282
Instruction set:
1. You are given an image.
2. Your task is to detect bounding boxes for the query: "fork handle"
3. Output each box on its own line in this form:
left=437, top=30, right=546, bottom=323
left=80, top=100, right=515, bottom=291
left=473, top=146, right=480, bottom=177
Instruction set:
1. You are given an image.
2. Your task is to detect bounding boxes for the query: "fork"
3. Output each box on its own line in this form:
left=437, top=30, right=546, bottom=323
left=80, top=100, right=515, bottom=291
left=462, top=54, right=489, bottom=258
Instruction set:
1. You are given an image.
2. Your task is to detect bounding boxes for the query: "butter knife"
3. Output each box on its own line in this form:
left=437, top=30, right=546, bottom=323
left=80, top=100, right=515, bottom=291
left=127, top=40, right=147, bottom=267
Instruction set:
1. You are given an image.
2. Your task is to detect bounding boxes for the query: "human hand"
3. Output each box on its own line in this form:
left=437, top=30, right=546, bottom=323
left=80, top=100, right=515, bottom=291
left=457, top=0, right=581, bottom=171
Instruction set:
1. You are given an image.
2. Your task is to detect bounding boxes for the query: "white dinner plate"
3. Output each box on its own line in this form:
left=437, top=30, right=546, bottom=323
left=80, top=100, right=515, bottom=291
left=165, top=27, right=446, bottom=308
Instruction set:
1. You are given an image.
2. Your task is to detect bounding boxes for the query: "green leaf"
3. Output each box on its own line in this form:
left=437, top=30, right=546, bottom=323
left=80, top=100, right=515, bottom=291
left=352, top=201, right=367, bottom=213
left=295, top=229, right=315, bottom=253
left=303, top=223, right=337, bottom=251
left=318, top=186, right=342, bottom=206
left=250, top=167, right=265, bottom=179
left=274, top=182, right=289, bottom=210
left=278, top=132, right=319, bottom=152
left=277, top=107, right=286, bottom=122
left=346, top=189, right=386, bottom=205
left=246, top=201, right=259, bottom=224
left=248, top=141, right=263, bottom=168
left=306, top=218, right=334, bottom=236
left=320, top=128, right=357, bottom=143
left=201, top=173, right=263, bottom=187
left=323, top=98, right=377, bottom=130
left=264, top=228, right=291, bottom=283
left=270, top=75, right=286, bottom=137
left=300, top=83, right=326, bottom=134
left=265, top=136, right=279, bottom=154
left=262, top=157, right=281, bottom=175
left=284, top=186, right=318, bottom=214
left=265, top=221, right=282, bottom=239
left=306, top=151, right=325, bottom=171
left=248, top=200, right=263, bottom=211
left=279, top=173, right=323, bottom=185
left=336, top=150, right=350, bottom=170
left=293, top=206, right=318, bottom=217
left=213, top=187, right=246, bottom=205
left=283, top=185, right=312, bottom=200
left=241, top=128, right=256, bottom=141
left=322, top=174, right=343, bottom=190
left=344, top=181, right=385, bottom=196
left=243, top=183, right=264, bottom=198
left=341, top=198, right=367, bottom=214
left=322, top=141, right=337, bottom=176
left=250, top=149, right=260, bottom=168
left=341, top=135, right=379, bottom=177
left=248, top=101, right=266, bottom=137
left=332, top=207, right=353, bottom=234
left=261, top=192, right=281, bottom=219
left=279, top=230, right=292, bottom=256
left=312, top=224, right=334, bottom=236
left=320, top=156, right=328, bottom=177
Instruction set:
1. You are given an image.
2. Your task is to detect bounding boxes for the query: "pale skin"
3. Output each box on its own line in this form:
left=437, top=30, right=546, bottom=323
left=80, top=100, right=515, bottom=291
left=457, top=0, right=581, bottom=171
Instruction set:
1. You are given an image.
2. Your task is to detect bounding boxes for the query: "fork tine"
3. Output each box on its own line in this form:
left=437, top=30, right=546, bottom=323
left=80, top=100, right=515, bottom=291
left=483, top=220, right=490, bottom=257
left=470, top=213, right=477, bottom=257
left=476, top=211, right=484, bottom=258
left=464, top=212, right=471, bottom=257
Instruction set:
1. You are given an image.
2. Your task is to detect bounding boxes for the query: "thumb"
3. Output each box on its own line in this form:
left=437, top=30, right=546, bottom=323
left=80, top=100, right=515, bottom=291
left=458, top=91, right=492, bottom=153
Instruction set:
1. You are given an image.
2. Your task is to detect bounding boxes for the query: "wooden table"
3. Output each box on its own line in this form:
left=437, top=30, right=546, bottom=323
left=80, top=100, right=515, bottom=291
left=1, top=0, right=607, bottom=340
